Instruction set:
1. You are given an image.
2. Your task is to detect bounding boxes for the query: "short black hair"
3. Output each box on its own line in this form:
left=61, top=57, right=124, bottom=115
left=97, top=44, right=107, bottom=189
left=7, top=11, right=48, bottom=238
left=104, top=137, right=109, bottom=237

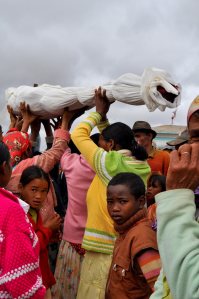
left=20, top=165, right=50, bottom=191
left=108, top=172, right=145, bottom=199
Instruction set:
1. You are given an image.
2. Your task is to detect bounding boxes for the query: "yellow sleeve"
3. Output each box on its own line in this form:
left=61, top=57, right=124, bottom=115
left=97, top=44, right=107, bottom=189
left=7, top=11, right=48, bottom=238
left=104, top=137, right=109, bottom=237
left=97, top=119, right=110, bottom=133
left=71, top=112, right=102, bottom=168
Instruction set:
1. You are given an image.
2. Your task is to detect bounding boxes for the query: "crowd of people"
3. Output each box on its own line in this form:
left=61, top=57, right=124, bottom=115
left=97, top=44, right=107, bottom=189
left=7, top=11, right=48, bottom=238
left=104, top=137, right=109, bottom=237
left=0, top=88, right=199, bottom=299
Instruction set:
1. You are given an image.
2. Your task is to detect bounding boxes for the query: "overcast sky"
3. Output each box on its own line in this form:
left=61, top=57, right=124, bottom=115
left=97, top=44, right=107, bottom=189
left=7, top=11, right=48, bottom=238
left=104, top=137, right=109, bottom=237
left=0, top=0, right=199, bottom=131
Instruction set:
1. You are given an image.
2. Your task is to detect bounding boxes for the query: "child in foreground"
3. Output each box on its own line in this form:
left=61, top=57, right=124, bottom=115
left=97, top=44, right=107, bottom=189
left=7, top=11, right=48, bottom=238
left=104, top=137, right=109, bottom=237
left=18, top=165, right=61, bottom=299
left=105, top=172, right=161, bottom=299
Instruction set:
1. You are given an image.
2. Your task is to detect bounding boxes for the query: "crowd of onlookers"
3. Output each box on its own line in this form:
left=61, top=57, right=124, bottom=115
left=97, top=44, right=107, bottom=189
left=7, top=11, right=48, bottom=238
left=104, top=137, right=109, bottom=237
left=1, top=89, right=199, bottom=299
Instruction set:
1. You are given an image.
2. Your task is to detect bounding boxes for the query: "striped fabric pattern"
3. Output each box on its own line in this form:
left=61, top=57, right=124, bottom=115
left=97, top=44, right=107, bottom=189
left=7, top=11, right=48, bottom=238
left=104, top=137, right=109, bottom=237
left=83, top=228, right=116, bottom=254
left=137, top=249, right=161, bottom=289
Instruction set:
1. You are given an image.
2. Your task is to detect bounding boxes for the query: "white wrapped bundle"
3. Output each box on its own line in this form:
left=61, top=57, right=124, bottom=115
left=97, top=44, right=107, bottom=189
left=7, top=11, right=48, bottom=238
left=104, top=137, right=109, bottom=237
left=5, top=67, right=181, bottom=119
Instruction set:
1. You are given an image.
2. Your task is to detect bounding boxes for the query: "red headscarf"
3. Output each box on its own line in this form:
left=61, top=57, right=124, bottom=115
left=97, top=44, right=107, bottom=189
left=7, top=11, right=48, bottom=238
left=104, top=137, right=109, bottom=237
left=3, top=128, right=31, bottom=167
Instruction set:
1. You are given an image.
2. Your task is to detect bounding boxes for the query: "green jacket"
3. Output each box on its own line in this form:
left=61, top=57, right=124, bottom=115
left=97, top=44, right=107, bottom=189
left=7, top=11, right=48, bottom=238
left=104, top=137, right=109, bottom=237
left=150, top=189, right=198, bottom=299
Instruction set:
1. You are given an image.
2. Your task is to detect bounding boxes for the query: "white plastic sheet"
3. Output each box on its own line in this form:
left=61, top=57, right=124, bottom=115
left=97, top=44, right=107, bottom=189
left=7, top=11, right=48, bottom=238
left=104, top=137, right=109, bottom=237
left=5, top=67, right=181, bottom=119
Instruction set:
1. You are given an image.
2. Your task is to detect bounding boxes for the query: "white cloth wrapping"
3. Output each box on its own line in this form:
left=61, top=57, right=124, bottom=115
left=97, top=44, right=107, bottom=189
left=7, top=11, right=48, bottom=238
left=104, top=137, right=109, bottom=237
left=5, top=67, right=181, bottom=119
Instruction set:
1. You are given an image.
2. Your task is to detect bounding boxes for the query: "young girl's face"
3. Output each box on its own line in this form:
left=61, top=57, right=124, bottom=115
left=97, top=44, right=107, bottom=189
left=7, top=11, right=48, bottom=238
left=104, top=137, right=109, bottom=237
left=107, top=184, right=144, bottom=225
left=19, top=178, right=49, bottom=210
left=146, top=180, right=162, bottom=201
left=98, top=135, right=112, bottom=151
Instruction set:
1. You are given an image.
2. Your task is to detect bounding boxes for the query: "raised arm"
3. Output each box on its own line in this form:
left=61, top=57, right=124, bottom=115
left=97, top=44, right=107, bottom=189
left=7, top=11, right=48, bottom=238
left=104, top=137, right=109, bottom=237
left=71, top=87, right=111, bottom=168
left=33, top=109, right=86, bottom=173
left=20, top=101, right=39, bottom=133
left=155, top=143, right=199, bottom=299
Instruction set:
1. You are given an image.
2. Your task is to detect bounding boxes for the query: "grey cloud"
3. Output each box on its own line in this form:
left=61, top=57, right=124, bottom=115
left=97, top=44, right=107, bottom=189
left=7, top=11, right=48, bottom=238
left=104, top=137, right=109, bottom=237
left=0, top=0, right=199, bottom=133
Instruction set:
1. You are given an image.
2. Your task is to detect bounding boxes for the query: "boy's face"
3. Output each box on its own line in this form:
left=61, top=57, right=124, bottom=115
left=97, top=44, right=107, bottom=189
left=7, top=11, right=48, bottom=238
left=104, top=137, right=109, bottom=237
left=107, top=184, right=144, bottom=225
left=18, top=178, right=49, bottom=210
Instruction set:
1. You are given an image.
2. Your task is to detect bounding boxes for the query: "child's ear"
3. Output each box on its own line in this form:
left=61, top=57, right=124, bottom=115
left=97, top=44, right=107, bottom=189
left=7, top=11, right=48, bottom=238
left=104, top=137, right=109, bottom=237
left=108, top=139, right=115, bottom=151
left=138, top=195, right=146, bottom=209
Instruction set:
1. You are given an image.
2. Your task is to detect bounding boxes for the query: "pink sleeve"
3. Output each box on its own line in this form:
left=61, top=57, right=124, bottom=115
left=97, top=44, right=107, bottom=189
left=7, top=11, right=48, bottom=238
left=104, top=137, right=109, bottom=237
left=1, top=206, right=46, bottom=298
left=33, top=128, right=70, bottom=173
left=60, top=148, right=81, bottom=172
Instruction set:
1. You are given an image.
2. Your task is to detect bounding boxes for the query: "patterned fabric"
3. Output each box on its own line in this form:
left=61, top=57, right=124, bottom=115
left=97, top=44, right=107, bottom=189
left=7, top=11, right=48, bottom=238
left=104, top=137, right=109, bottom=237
left=70, top=242, right=86, bottom=256
left=3, top=128, right=31, bottom=167
left=137, top=249, right=161, bottom=289
left=71, top=112, right=151, bottom=254
left=52, top=240, right=84, bottom=299
left=0, top=187, right=45, bottom=298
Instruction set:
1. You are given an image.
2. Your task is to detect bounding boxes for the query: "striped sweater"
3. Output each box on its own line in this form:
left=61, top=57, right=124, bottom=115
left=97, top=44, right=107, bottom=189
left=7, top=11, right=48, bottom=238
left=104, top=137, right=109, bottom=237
left=71, top=112, right=151, bottom=254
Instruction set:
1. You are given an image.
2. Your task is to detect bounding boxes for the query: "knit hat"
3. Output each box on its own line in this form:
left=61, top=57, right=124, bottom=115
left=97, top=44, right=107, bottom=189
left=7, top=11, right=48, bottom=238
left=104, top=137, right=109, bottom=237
left=187, top=96, right=199, bottom=123
left=166, top=128, right=189, bottom=147
left=3, top=128, right=31, bottom=167
left=132, top=121, right=157, bottom=139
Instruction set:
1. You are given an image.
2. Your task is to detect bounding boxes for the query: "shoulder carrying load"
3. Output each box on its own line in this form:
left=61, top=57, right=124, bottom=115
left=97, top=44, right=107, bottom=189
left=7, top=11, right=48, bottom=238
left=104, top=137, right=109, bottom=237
left=5, top=67, right=181, bottom=119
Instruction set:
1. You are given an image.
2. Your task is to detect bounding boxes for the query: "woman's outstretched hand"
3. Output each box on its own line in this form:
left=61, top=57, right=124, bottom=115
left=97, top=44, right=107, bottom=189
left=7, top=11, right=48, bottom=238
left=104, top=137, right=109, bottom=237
left=95, top=87, right=111, bottom=120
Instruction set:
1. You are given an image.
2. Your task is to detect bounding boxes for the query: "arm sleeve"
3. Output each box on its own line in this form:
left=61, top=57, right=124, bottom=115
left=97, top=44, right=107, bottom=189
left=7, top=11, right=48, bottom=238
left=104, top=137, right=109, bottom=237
left=33, top=128, right=70, bottom=173
left=97, top=118, right=110, bottom=133
left=71, top=112, right=103, bottom=169
left=155, top=189, right=199, bottom=299
left=136, top=249, right=161, bottom=291
left=35, top=227, right=52, bottom=251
